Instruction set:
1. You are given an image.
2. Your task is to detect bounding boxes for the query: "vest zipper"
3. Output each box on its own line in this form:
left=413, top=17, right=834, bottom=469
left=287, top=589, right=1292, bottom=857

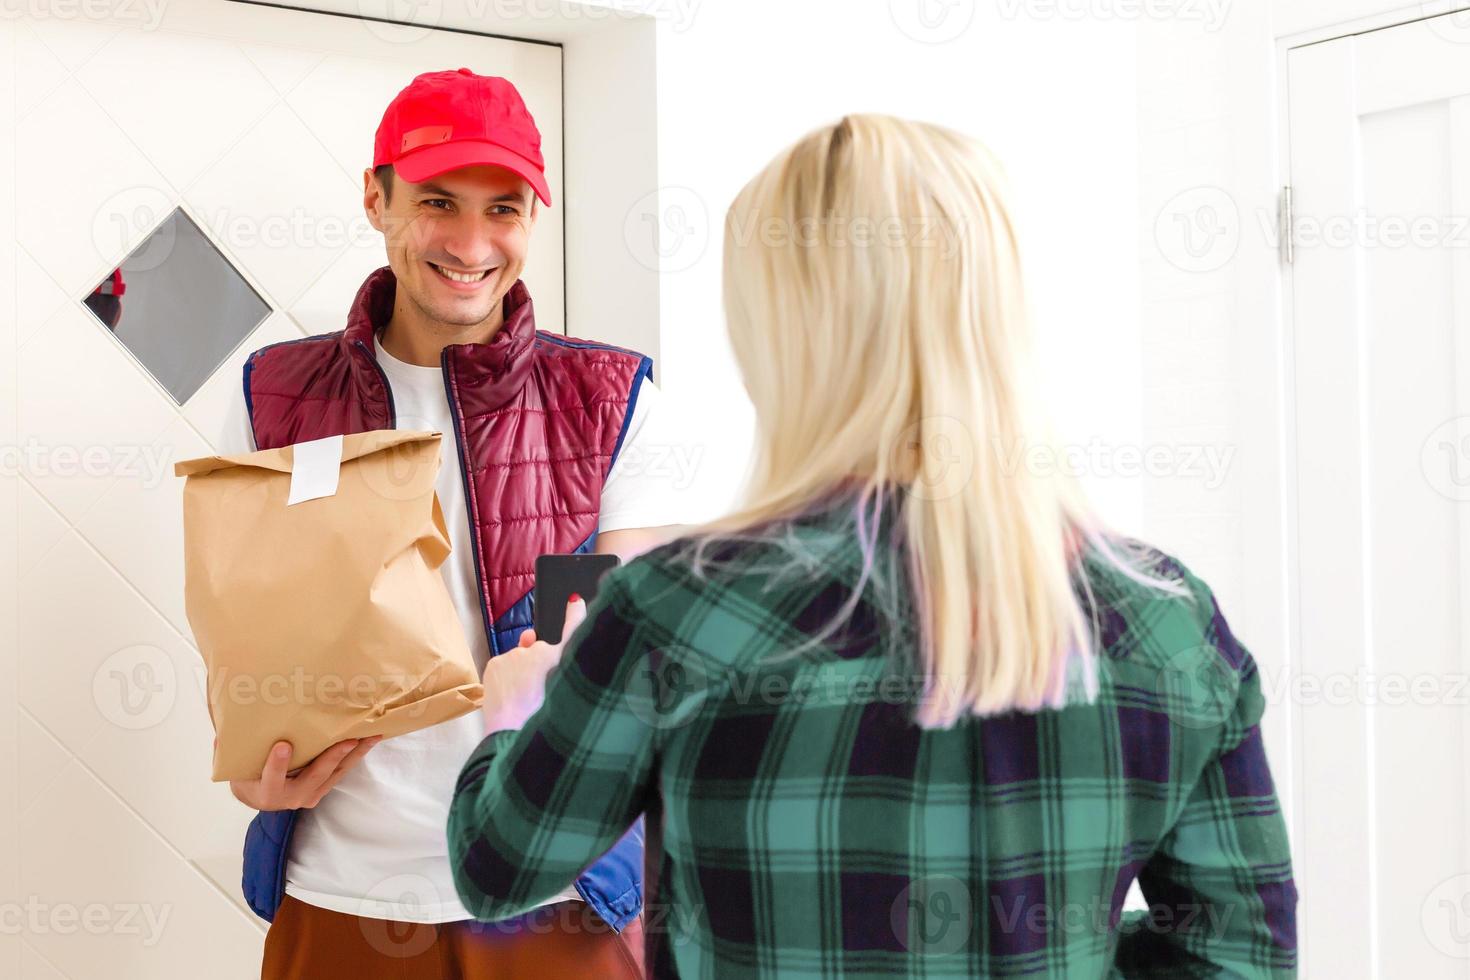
left=440, top=347, right=499, bottom=656
left=354, top=338, right=397, bottom=426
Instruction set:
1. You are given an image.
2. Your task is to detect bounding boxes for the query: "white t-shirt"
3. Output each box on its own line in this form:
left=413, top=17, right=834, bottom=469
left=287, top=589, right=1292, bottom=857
left=220, top=332, right=694, bottom=922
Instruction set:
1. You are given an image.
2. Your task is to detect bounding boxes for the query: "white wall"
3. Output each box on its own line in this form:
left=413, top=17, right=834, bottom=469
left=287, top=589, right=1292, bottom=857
left=1135, top=3, right=1284, bottom=670
left=641, top=2, right=1144, bottom=530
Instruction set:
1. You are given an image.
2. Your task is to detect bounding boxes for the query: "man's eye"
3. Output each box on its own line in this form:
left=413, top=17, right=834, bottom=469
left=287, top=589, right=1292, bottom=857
left=424, top=199, right=451, bottom=210
left=493, top=205, right=519, bottom=216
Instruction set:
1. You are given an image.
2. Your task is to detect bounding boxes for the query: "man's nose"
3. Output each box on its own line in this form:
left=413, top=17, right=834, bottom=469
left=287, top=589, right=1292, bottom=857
left=440, top=218, right=503, bottom=268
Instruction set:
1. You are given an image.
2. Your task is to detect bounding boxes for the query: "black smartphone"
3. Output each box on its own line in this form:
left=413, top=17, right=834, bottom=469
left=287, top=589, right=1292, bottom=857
left=533, top=553, right=621, bottom=644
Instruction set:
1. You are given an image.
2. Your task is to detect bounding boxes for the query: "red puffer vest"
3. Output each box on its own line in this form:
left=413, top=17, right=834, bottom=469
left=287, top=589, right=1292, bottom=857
left=237, top=264, right=651, bottom=930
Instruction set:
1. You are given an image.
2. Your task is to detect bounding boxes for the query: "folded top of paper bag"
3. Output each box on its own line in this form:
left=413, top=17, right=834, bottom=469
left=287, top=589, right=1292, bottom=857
left=173, top=429, right=443, bottom=479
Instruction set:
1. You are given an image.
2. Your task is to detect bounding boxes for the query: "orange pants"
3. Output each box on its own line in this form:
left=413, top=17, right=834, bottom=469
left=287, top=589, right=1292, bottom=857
left=260, top=894, right=644, bottom=979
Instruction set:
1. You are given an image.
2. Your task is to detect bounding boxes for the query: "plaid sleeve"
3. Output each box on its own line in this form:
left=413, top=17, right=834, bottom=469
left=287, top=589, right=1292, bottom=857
left=446, top=570, right=660, bottom=922
left=1113, top=585, right=1299, bottom=978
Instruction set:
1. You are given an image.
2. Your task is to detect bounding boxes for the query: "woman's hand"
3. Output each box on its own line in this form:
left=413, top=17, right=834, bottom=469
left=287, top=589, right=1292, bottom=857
left=481, top=595, right=588, bottom=735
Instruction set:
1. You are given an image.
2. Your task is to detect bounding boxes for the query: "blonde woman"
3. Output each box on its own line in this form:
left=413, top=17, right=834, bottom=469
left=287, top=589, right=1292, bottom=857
left=447, top=115, right=1298, bottom=978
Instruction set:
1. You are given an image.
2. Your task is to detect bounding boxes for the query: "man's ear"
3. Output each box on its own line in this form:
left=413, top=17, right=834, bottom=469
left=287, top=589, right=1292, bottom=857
left=363, top=169, right=385, bottom=233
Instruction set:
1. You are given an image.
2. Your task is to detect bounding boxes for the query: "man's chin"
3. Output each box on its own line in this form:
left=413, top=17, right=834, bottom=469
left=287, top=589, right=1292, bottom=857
left=411, top=278, right=503, bottom=324
left=427, top=304, right=498, bottom=329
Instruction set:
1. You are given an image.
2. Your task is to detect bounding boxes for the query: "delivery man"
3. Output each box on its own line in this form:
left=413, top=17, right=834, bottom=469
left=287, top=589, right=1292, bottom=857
left=216, top=67, right=689, bottom=977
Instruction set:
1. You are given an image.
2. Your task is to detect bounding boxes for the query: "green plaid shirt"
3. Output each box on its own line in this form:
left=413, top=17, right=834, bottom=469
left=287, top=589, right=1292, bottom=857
left=448, top=492, right=1297, bottom=978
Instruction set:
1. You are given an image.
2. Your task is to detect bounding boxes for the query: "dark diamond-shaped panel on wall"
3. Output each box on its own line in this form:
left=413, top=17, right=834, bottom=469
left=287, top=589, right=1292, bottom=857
left=83, top=208, right=272, bottom=405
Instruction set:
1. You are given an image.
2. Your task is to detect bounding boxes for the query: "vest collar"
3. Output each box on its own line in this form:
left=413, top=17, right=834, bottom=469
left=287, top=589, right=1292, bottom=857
left=340, top=265, right=538, bottom=405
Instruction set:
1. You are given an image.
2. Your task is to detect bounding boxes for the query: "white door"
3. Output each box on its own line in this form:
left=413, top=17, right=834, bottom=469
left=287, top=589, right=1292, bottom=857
left=1287, top=12, right=1470, bottom=979
left=1, top=3, right=562, bottom=976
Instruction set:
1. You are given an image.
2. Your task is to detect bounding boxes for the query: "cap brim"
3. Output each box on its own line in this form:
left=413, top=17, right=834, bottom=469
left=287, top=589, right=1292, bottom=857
left=392, top=141, right=552, bottom=207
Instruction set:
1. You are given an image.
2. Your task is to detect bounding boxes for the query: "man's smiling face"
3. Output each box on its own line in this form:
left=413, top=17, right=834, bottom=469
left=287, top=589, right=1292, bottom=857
left=366, top=162, right=537, bottom=333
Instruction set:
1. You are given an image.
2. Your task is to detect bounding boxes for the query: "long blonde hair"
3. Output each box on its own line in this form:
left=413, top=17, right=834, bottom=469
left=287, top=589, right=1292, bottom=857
left=679, top=114, right=1186, bottom=727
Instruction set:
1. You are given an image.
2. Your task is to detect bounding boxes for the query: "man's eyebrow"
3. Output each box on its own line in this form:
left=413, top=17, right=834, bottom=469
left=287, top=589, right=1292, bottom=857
left=414, top=183, right=529, bottom=204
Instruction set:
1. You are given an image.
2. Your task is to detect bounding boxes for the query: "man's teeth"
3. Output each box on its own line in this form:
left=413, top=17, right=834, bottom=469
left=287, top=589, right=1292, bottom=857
left=431, top=263, right=490, bottom=283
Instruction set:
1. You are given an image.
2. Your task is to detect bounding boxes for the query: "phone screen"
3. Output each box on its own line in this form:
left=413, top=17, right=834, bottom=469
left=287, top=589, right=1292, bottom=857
left=532, top=553, right=621, bottom=644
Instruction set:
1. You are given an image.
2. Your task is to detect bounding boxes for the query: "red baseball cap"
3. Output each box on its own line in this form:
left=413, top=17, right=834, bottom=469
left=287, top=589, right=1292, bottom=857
left=92, top=267, right=125, bottom=297
left=373, top=67, right=551, bottom=207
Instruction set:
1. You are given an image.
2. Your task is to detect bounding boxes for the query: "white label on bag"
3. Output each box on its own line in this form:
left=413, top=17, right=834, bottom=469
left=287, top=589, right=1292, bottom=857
left=287, top=434, right=345, bottom=505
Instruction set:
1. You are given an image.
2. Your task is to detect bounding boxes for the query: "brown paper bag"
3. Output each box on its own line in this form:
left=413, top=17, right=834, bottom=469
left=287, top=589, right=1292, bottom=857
left=174, top=429, right=484, bottom=782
